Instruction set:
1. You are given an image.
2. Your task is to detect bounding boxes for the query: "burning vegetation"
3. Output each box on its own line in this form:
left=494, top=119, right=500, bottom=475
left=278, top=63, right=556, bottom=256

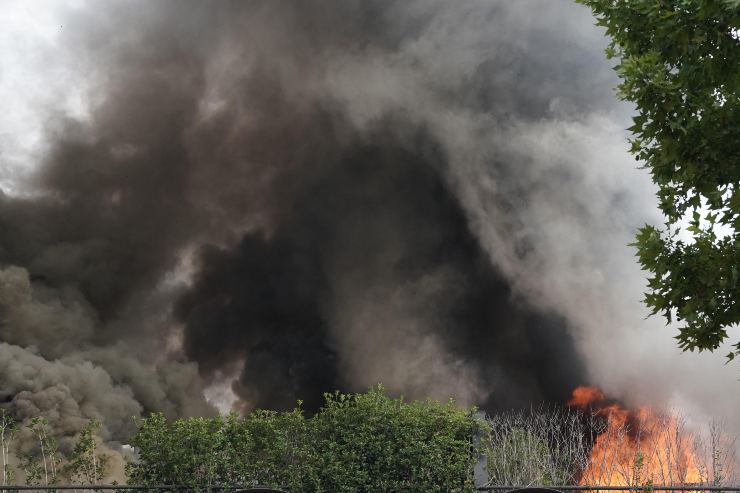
left=569, top=386, right=737, bottom=488
left=484, top=386, right=737, bottom=488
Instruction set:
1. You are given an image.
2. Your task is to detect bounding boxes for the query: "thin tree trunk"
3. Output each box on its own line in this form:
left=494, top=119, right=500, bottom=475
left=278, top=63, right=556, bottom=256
left=38, top=432, right=48, bottom=486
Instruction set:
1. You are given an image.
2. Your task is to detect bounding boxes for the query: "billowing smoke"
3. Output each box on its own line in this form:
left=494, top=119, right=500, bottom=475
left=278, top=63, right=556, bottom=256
left=1, top=0, right=739, bottom=474
left=175, top=118, right=584, bottom=411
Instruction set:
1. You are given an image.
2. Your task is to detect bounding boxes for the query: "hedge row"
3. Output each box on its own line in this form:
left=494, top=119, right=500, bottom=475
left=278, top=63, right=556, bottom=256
left=126, top=386, right=484, bottom=492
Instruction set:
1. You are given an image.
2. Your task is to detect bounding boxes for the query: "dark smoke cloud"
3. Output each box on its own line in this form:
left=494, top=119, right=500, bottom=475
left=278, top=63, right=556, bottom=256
left=0, top=0, right=593, bottom=422
left=6, top=0, right=736, bottom=471
left=176, top=120, right=584, bottom=410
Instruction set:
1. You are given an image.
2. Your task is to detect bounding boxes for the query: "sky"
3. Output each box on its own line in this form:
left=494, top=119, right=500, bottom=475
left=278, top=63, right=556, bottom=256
left=0, top=0, right=738, bottom=473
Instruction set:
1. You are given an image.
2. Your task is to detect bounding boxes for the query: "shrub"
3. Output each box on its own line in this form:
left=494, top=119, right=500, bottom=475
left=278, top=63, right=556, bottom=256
left=126, top=386, right=484, bottom=492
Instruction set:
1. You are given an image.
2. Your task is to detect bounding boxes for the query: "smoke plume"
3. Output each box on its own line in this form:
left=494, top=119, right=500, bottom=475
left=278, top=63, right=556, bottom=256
left=1, top=0, right=739, bottom=475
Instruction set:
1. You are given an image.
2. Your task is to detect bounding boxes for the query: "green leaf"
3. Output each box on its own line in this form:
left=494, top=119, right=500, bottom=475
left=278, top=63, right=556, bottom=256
left=582, top=0, right=740, bottom=361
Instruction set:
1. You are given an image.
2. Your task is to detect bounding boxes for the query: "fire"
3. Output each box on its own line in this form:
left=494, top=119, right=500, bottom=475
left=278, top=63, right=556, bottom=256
left=569, top=386, right=702, bottom=487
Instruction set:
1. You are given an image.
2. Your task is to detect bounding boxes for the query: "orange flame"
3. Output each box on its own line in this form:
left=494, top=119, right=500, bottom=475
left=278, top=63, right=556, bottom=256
left=569, top=386, right=702, bottom=487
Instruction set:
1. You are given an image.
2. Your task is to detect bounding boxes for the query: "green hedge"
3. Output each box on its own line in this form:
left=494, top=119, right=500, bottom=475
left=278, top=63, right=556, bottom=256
left=126, top=386, right=484, bottom=492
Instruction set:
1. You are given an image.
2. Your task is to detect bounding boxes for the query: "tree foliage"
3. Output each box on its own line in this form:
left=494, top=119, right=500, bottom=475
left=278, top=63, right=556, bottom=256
left=19, top=417, right=61, bottom=486
left=0, top=410, right=18, bottom=487
left=0, top=415, right=110, bottom=487
left=577, top=0, right=740, bottom=358
left=127, top=386, right=484, bottom=492
left=64, top=419, right=109, bottom=485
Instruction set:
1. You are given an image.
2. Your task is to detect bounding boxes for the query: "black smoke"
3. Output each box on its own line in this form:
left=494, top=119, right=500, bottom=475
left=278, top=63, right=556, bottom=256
left=0, top=0, right=620, bottom=437
left=176, top=118, right=585, bottom=411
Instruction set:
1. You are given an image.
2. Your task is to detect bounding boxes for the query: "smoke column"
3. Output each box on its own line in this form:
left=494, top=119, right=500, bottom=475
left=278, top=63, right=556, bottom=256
left=1, top=0, right=739, bottom=474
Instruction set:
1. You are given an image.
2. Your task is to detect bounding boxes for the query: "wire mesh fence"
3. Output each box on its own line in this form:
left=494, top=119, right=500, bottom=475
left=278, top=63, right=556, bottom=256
left=478, top=487, right=740, bottom=492
left=2, top=486, right=740, bottom=493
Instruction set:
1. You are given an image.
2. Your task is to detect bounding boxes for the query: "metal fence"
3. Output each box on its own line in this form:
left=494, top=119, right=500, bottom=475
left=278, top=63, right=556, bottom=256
left=2, top=486, right=740, bottom=493
left=478, top=488, right=740, bottom=492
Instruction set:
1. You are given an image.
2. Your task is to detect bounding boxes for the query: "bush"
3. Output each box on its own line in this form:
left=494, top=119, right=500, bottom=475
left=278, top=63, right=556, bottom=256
left=484, top=407, right=590, bottom=486
left=126, top=386, right=484, bottom=492
left=126, top=408, right=310, bottom=490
